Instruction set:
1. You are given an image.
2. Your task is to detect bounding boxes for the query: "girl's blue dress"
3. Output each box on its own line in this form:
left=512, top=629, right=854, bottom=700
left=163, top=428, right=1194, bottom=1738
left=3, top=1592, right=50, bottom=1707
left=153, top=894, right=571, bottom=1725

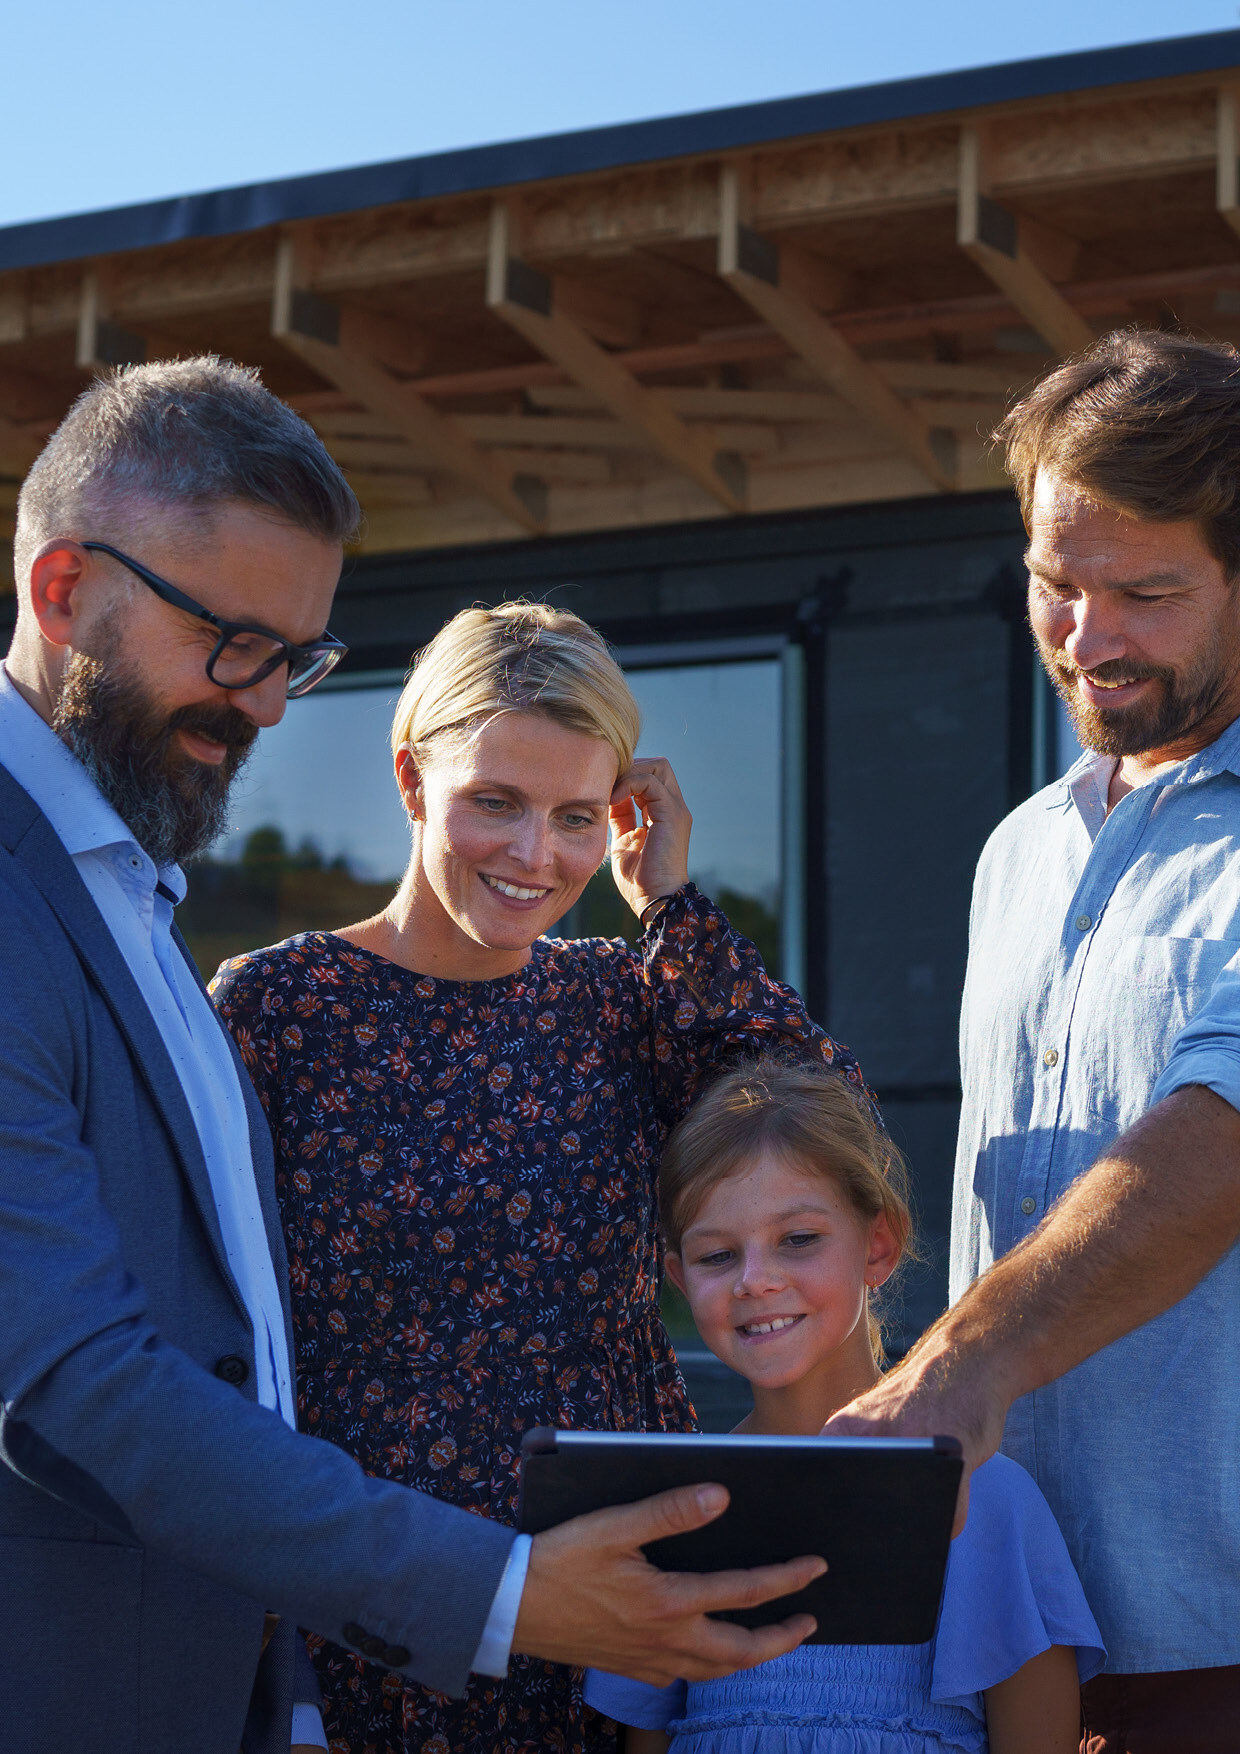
left=584, top=1454, right=1105, bottom=1753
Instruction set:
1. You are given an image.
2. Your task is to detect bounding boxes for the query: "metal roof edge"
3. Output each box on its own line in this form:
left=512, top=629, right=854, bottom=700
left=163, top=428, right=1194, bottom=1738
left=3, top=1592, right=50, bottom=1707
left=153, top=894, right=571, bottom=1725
left=4, top=27, right=1240, bottom=275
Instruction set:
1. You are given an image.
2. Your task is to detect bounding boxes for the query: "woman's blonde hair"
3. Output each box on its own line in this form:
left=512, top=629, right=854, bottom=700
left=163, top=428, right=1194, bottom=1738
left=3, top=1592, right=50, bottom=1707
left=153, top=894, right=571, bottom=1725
left=390, top=601, right=641, bottom=772
left=659, top=1055, right=912, bottom=1364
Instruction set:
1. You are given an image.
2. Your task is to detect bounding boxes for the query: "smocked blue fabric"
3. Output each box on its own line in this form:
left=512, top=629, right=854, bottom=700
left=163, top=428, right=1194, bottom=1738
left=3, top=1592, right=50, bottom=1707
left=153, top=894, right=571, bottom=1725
left=585, top=1455, right=1104, bottom=1752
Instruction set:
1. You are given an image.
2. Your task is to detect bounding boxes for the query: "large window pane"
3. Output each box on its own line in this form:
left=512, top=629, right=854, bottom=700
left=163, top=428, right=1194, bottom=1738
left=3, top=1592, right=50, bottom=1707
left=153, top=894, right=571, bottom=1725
left=561, top=657, right=783, bottom=973
left=180, top=681, right=407, bottom=977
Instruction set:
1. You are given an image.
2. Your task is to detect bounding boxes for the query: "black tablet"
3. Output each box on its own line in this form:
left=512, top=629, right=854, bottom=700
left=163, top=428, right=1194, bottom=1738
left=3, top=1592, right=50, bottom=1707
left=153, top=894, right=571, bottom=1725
left=517, top=1427, right=963, bottom=1645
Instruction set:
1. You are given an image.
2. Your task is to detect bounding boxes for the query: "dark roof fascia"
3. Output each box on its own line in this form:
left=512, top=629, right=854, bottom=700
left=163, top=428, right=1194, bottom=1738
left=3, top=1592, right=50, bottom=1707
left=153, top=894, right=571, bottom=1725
left=4, top=28, right=1240, bottom=276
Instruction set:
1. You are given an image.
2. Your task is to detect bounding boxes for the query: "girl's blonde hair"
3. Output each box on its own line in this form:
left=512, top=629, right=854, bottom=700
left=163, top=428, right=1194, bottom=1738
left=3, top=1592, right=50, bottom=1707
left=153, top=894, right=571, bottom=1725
left=390, top=601, right=641, bottom=773
left=659, top=1055, right=912, bottom=1364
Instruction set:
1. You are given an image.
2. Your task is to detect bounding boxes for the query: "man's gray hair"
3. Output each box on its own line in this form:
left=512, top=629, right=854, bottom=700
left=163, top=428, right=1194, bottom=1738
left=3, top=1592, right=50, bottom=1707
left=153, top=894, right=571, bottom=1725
left=15, top=355, right=361, bottom=583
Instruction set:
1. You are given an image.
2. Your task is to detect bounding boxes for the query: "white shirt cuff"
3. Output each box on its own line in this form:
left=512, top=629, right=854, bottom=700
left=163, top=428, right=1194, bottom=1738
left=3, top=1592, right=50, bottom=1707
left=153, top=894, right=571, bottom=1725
left=471, top=1533, right=533, bottom=1677
left=290, top=1701, right=328, bottom=1748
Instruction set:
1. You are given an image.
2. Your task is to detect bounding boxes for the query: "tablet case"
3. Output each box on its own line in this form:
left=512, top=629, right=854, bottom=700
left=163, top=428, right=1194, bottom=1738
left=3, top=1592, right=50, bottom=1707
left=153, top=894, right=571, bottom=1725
left=518, top=1428, right=962, bottom=1644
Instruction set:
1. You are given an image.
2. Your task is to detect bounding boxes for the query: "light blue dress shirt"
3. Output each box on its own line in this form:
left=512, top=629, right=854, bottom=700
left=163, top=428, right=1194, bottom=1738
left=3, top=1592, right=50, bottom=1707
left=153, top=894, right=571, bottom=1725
left=951, top=718, right=1240, bottom=1673
left=0, top=667, right=528, bottom=1736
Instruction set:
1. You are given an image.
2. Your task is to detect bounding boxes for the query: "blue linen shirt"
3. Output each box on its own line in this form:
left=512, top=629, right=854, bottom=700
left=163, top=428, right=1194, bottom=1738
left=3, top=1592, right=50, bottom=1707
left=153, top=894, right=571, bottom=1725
left=0, top=666, right=528, bottom=1703
left=951, top=716, right=1240, bottom=1673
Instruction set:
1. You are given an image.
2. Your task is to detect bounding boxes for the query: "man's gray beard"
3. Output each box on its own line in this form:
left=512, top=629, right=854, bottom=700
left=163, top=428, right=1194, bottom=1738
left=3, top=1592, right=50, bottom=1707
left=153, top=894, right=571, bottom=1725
left=1038, top=630, right=1235, bottom=758
left=51, top=647, right=257, bottom=868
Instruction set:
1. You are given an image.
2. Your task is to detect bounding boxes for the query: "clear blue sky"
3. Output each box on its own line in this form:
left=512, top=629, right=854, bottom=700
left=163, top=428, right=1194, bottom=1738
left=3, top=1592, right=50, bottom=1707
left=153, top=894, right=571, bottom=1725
left=5, top=1, right=1239, bottom=230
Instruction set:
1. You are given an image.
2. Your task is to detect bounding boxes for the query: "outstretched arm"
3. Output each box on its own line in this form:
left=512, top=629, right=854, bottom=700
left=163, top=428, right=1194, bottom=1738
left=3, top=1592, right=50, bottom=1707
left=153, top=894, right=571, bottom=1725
left=827, top=1084, right=1240, bottom=1525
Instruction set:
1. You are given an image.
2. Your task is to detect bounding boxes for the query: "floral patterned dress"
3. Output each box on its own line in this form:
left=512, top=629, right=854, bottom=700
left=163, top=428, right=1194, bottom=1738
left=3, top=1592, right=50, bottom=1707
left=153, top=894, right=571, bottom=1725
left=212, top=885, right=869, bottom=1754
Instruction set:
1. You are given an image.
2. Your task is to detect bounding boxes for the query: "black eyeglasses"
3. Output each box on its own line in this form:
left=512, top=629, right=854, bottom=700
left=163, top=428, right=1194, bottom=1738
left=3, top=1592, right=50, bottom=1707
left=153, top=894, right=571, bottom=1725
left=81, top=540, right=347, bottom=699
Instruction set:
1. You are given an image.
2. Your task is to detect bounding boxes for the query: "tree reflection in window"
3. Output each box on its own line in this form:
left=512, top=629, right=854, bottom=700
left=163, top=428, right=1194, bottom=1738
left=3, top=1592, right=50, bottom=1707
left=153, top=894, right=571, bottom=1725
left=180, top=824, right=394, bottom=978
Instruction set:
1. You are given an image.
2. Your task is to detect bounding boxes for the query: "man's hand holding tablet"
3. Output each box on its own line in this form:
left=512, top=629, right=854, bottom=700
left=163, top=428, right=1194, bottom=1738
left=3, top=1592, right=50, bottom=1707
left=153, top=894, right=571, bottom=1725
left=512, top=1480, right=824, bottom=1685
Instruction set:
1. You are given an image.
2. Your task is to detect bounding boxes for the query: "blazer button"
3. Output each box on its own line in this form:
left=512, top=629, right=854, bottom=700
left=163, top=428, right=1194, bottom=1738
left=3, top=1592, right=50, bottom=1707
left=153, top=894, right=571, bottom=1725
left=214, top=1355, right=249, bottom=1386
left=382, top=1644, right=411, bottom=1667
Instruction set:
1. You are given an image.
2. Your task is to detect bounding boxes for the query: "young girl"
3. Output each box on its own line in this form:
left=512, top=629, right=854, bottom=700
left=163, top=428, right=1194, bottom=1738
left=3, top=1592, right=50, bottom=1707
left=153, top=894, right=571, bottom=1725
left=585, top=1057, right=1104, bottom=1754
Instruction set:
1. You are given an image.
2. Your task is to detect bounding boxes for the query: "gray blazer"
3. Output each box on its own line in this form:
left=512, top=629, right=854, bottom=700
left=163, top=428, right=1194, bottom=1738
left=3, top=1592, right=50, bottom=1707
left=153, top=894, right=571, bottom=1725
left=0, top=763, right=514, bottom=1753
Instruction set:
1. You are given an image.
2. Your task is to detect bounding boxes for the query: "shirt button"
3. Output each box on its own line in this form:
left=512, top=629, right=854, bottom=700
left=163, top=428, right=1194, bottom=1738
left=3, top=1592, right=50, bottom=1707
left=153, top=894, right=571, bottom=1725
left=1075, top=914, right=1092, bottom=931
left=1043, top=1047, right=1059, bottom=1067
left=1021, top=1196, right=1037, bottom=1215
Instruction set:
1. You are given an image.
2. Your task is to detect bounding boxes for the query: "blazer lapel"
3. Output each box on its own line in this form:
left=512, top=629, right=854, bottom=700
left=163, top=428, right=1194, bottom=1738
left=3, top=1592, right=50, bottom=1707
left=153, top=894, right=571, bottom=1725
left=0, top=765, right=249, bottom=1321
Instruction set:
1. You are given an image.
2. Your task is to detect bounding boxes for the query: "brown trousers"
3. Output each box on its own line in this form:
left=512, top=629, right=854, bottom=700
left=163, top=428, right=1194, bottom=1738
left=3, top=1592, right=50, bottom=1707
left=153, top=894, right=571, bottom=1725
left=1080, top=1665, right=1240, bottom=1754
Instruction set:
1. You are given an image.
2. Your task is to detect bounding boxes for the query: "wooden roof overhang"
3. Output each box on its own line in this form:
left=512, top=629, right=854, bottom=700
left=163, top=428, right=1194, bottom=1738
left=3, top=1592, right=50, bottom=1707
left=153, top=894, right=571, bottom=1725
left=3, top=29, right=1240, bottom=575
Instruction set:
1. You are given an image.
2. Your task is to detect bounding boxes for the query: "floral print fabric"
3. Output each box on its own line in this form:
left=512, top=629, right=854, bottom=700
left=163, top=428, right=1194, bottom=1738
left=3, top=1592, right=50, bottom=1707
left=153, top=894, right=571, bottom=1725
left=212, top=885, right=869, bottom=1754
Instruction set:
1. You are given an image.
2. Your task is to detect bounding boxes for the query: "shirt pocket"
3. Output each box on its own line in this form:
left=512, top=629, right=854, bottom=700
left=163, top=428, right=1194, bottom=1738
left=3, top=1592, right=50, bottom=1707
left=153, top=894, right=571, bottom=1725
left=1103, top=935, right=1240, bottom=1040
left=1114, top=935, right=1240, bottom=989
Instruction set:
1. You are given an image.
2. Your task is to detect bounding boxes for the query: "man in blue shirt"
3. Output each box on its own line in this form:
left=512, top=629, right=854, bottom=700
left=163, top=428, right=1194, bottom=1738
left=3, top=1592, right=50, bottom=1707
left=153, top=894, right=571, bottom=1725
left=832, top=330, right=1240, bottom=1752
left=0, top=357, right=822, bottom=1754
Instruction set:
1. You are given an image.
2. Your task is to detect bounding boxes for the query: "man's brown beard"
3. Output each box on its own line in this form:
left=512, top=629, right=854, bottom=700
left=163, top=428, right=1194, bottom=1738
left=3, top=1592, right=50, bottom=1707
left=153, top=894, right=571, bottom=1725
left=52, top=639, right=258, bottom=867
left=1038, top=638, right=1234, bottom=759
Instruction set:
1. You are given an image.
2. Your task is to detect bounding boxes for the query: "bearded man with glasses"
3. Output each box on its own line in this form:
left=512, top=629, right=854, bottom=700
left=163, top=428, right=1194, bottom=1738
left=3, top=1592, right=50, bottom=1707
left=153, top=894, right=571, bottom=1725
left=0, top=357, right=825, bottom=1754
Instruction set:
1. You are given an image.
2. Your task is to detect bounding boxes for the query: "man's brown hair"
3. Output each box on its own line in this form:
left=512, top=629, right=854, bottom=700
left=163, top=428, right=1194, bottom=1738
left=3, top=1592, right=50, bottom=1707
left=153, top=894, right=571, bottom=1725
left=997, top=328, right=1240, bottom=576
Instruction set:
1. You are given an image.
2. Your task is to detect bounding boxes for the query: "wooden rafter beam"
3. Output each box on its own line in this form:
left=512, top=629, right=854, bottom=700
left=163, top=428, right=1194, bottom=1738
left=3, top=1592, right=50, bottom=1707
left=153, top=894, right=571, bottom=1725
left=352, top=446, right=959, bottom=556
left=322, top=412, right=779, bottom=458
left=286, top=244, right=1238, bottom=409
left=0, top=363, right=47, bottom=478
left=485, top=202, right=746, bottom=514
left=0, top=406, right=40, bottom=480
left=271, top=236, right=545, bottom=535
left=1217, top=87, right=1240, bottom=243
left=340, top=305, right=429, bottom=378
left=716, top=166, right=954, bottom=493
left=0, top=82, right=1225, bottom=348
left=957, top=127, right=1094, bottom=359
left=0, top=279, right=26, bottom=346
left=553, top=277, right=642, bottom=348
left=471, top=412, right=777, bottom=455
left=410, top=333, right=791, bottom=399
left=76, top=271, right=146, bottom=373
left=528, top=361, right=1026, bottom=413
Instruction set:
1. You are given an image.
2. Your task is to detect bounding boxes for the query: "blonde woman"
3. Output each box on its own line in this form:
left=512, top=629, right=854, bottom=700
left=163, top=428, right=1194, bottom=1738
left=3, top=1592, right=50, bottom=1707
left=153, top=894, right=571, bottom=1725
left=213, top=603, right=871, bottom=1754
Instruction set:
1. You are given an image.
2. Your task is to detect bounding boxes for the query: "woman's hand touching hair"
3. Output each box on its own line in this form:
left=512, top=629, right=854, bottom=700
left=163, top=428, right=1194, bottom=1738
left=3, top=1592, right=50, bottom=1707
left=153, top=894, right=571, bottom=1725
left=610, top=757, right=692, bottom=919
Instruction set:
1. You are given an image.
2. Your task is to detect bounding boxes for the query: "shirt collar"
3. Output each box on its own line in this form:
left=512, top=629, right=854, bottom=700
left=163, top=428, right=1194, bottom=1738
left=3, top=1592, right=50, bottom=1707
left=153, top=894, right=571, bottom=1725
left=1046, top=712, right=1240, bottom=808
left=1171, top=713, right=1240, bottom=786
left=0, top=664, right=186, bottom=899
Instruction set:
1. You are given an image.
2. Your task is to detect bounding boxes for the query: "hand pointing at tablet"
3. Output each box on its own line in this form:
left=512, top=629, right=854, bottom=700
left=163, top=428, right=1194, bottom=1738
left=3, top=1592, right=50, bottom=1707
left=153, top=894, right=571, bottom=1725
left=513, top=1483, right=824, bottom=1685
